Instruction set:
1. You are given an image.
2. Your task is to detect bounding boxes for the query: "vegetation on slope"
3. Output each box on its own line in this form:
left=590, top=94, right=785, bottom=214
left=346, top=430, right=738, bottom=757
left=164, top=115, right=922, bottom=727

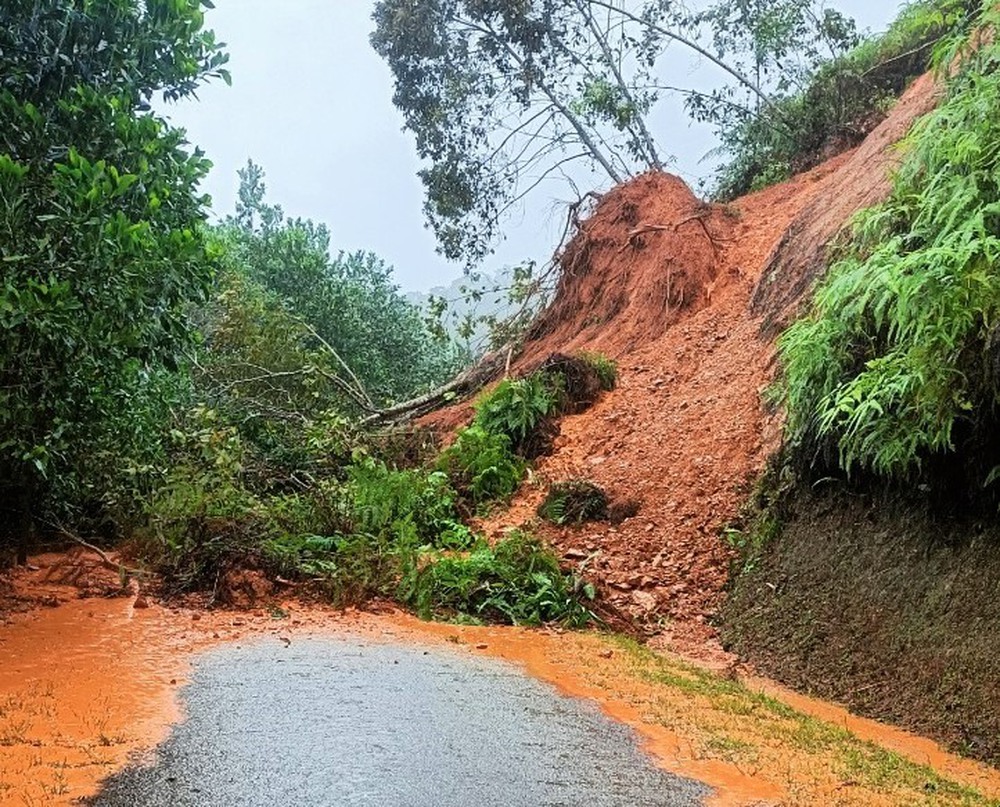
left=712, top=0, right=981, bottom=198
left=779, top=1, right=1000, bottom=492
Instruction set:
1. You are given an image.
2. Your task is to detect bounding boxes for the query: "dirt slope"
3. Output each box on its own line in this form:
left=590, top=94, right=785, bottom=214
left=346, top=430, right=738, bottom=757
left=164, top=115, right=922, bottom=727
left=433, top=73, right=942, bottom=658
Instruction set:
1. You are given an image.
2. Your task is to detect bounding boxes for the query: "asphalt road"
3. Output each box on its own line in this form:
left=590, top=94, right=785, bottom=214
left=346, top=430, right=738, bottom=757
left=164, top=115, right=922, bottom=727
left=91, top=637, right=709, bottom=806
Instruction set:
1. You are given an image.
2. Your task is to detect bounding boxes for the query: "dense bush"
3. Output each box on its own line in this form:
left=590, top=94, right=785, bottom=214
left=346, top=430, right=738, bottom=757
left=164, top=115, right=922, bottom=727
left=472, top=375, right=559, bottom=455
left=779, top=3, right=1000, bottom=485
left=347, top=461, right=474, bottom=550
left=0, top=1, right=228, bottom=542
left=400, top=531, right=595, bottom=627
left=712, top=0, right=981, bottom=199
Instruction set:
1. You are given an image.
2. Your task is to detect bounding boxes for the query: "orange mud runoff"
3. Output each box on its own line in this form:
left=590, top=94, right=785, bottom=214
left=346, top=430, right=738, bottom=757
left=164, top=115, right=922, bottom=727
left=3, top=589, right=1000, bottom=806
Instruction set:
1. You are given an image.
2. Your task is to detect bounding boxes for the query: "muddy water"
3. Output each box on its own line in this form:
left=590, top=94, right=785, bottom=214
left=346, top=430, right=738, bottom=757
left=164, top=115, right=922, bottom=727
left=3, top=594, right=1000, bottom=806
left=91, top=637, right=708, bottom=806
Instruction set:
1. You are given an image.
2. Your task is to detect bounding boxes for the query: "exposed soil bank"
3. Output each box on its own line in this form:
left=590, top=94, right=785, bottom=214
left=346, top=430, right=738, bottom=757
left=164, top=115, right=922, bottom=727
left=723, top=487, right=1000, bottom=768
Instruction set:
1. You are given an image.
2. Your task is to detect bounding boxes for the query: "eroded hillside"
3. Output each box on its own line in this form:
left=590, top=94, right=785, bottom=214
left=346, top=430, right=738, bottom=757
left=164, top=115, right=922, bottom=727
left=426, top=71, right=943, bottom=659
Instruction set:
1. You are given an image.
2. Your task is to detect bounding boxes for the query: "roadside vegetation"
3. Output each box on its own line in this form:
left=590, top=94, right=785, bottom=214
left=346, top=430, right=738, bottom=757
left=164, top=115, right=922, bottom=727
left=0, top=0, right=619, bottom=628
left=144, top=356, right=612, bottom=625
left=778, top=1, right=1000, bottom=496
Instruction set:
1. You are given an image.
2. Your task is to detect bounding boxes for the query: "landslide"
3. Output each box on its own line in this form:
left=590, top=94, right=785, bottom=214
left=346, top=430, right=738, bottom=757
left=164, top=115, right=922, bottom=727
left=425, top=71, right=941, bottom=659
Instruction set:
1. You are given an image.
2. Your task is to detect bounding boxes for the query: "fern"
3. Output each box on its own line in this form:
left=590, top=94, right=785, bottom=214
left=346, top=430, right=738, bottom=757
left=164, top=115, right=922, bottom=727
left=473, top=375, right=557, bottom=448
left=399, top=531, right=594, bottom=627
left=538, top=480, right=610, bottom=525
left=780, top=2, right=1000, bottom=481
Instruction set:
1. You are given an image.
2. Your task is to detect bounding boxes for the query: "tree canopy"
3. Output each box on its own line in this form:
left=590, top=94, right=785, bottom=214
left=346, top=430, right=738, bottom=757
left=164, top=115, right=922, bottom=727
left=0, top=0, right=228, bottom=531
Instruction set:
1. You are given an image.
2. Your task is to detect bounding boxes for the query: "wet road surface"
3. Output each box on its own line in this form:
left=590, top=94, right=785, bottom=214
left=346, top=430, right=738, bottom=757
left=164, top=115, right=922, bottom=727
left=92, top=636, right=709, bottom=806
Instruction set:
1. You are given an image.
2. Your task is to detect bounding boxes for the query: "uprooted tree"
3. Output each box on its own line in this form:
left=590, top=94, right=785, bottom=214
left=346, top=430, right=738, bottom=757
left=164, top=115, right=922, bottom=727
left=372, top=0, right=979, bottom=268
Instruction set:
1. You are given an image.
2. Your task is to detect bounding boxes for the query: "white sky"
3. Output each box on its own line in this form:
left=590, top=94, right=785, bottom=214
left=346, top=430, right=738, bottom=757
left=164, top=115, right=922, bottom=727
left=164, top=1, right=908, bottom=291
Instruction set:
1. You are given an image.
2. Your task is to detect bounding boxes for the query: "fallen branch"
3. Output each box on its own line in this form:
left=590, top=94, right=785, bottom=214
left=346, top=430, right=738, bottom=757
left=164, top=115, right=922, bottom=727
left=361, top=348, right=509, bottom=427
left=43, top=520, right=143, bottom=578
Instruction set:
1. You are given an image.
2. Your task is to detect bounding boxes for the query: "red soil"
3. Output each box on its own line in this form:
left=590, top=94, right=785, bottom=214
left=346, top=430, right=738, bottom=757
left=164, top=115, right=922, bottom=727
left=433, top=74, right=943, bottom=660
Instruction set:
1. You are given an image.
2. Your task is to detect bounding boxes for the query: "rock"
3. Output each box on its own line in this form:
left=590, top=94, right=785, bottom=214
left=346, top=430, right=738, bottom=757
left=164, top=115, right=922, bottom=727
left=631, top=590, right=658, bottom=613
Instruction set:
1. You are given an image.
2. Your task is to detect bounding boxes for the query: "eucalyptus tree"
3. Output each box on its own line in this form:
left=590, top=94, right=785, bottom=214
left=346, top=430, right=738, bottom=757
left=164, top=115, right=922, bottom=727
left=372, top=0, right=867, bottom=269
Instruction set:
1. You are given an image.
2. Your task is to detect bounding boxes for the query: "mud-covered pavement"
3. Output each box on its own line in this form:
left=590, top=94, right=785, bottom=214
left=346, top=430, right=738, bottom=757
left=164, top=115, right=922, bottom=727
left=4, top=555, right=1000, bottom=807
left=90, top=638, right=707, bottom=807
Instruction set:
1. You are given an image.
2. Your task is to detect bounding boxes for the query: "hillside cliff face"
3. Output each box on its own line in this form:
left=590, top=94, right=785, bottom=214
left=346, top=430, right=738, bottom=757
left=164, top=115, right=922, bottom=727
left=424, top=71, right=943, bottom=659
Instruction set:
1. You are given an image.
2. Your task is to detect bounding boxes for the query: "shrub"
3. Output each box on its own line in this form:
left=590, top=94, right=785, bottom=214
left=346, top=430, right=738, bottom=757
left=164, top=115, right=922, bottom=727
left=473, top=374, right=558, bottom=455
left=712, top=0, right=981, bottom=199
left=437, top=426, right=525, bottom=507
left=347, top=460, right=474, bottom=549
left=264, top=525, right=416, bottom=606
left=401, top=531, right=595, bottom=626
left=538, top=480, right=610, bottom=525
left=779, top=5, right=1000, bottom=484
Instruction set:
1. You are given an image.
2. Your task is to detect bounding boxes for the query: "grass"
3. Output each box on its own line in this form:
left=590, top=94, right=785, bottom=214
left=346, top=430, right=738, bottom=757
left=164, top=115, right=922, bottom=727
left=598, top=635, right=996, bottom=805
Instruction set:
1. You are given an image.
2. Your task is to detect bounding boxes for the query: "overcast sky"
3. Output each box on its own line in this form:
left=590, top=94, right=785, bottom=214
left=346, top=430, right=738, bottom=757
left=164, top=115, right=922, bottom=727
left=164, top=1, right=907, bottom=292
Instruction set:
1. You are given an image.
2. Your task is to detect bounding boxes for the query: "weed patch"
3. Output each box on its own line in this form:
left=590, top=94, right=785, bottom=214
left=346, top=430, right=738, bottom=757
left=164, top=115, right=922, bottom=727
left=538, top=480, right=610, bottom=525
left=401, top=532, right=595, bottom=627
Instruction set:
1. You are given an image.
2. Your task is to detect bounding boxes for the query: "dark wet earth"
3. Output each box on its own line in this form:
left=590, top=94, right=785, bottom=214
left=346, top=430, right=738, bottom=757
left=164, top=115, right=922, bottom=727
left=91, top=637, right=708, bottom=806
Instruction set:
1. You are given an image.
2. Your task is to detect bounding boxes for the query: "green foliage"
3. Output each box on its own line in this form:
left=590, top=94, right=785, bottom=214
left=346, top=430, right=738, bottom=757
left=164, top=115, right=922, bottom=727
left=347, top=461, right=474, bottom=550
left=779, top=4, right=1000, bottom=482
left=711, top=0, right=981, bottom=198
left=578, top=352, right=618, bottom=392
left=538, top=480, right=609, bottom=526
left=472, top=375, right=558, bottom=451
left=437, top=426, right=526, bottom=507
left=0, top=1, right=228, bottom=531
left=400, top=531, right=595, bottom=627
left=219, top=161, right=466, bottom=407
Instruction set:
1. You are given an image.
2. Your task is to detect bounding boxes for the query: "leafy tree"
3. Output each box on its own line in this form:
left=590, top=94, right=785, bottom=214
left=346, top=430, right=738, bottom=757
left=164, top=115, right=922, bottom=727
left=371, top=0, right=679, bottom=268
left=0, top=0, right=228, bottom=544
left=218, top=161, right=466, bottom=407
